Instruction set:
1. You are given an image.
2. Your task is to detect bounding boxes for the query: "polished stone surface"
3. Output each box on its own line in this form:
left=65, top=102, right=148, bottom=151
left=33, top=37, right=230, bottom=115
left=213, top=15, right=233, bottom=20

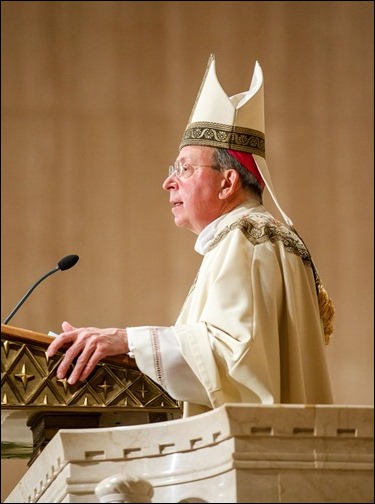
left=5, top=403, right=374, bottom=503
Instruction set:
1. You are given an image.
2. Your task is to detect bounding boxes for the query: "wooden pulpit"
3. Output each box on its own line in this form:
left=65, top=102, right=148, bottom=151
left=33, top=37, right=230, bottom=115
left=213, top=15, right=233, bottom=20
left=1, top=324, right=181, bottom=466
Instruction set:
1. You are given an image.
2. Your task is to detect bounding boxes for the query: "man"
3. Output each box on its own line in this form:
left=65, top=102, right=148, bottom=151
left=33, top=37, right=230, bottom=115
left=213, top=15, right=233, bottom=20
left=47, top=55, right=334, bottom=416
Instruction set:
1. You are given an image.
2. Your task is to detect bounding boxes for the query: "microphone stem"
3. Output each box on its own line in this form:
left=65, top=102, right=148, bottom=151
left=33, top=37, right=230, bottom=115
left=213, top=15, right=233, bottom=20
left=3, top=266, right=59, bottom=325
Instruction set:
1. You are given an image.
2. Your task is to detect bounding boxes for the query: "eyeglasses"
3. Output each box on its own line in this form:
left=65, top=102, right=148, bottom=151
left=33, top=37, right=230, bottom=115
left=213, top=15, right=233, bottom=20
left=168, top=161, right=216, bottom=179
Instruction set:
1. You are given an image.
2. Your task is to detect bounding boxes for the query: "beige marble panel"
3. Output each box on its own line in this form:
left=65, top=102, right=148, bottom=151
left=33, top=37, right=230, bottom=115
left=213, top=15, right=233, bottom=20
left=4, top=404, right=373, bottom=503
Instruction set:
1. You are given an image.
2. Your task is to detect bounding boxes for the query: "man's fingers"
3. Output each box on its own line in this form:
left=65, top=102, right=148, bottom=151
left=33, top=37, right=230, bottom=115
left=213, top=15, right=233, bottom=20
left=55, top=340, right=85, bottom=379
left=46, top=332, right=74, bottom=357
left=69, top=360, right=96, bottom=384
left=48, top=326, right=116, bottom=384
left=62, top=320, right=76, bottom=332
left=66, top=346, right=96, bottom=384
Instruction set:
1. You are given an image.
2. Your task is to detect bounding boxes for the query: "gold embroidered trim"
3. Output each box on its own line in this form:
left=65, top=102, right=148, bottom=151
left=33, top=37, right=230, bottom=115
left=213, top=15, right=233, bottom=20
left=206, top=214, right=312, bottom=265
left=180, top=121, right=265, bottom=157
left=150, top=327, right=166, bottom=389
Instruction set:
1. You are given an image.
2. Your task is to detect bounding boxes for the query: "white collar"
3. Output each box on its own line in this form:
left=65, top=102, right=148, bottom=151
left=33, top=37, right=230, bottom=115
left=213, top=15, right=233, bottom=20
left=194, top=200, right=263, bottom=255
left=194, top=214, right=226, bottom=255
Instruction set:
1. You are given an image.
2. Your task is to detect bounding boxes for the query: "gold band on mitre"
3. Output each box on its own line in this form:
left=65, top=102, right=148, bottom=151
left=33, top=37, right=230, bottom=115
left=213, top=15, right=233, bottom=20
left=180, top=121, right=265, bottom=157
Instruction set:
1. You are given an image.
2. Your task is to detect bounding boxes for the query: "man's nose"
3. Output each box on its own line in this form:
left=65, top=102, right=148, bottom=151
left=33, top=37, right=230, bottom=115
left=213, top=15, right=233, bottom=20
left=162, top=173, right=178, bottom=191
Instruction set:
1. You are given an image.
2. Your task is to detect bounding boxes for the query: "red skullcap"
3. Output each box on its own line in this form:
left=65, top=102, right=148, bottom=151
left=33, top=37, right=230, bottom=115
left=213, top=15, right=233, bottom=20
left=227, top=149, right=265, bottom=188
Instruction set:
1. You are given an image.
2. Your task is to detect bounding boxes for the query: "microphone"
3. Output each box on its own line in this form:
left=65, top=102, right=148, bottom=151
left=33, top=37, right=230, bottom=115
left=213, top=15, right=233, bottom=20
left=3, top=254, right=79, bottom=325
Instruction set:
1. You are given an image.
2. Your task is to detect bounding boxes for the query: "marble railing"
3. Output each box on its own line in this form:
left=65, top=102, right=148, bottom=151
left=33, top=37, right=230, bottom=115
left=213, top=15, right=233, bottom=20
left=4, top=403, right=374, bottom=503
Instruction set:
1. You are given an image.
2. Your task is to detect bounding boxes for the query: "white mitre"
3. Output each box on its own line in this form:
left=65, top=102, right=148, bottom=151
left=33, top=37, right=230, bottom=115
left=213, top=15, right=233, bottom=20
left=180, top=54, right=293, bottom=228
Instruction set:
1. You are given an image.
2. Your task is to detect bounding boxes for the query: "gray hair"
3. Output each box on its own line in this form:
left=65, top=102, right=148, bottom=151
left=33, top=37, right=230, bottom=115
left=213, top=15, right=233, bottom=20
left=212, top=148, right=263, bottom=201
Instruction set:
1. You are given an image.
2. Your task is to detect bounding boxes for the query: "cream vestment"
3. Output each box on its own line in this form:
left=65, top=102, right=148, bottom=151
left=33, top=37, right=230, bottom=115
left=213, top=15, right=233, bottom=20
left=127, top=201, right=333, bottom=417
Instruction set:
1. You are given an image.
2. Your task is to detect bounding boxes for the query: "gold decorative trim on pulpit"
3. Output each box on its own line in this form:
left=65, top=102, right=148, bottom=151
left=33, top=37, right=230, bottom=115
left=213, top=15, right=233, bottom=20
left=1, top=324, right=182, bottom=462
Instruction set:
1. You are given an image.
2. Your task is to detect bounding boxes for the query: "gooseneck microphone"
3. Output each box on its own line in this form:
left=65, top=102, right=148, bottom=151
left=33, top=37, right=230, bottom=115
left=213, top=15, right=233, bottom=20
left=3, top=254, right=79, bottom=325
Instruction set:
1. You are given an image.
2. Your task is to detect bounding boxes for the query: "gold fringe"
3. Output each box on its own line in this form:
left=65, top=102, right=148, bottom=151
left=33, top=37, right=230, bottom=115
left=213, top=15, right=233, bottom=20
left=316, top=280, right=335, bottom=345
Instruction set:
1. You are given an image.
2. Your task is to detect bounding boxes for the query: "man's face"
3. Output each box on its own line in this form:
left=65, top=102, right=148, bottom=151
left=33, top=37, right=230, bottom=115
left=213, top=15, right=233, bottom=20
left=162, top=146, right=226, bottom=234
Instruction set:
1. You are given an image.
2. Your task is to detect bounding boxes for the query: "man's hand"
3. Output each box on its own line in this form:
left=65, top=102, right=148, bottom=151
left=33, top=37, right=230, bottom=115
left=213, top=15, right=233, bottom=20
left=46, top=321, right=129, bottom=385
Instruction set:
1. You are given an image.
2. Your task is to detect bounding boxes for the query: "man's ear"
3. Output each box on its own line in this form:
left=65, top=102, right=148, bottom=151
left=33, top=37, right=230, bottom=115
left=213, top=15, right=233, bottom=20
left=219, top=169, right=241, bottom=199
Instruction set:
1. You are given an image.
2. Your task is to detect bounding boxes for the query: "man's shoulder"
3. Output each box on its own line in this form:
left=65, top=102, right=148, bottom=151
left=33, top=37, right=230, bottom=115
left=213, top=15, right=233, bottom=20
left=208, top=210, right=312, bottom=265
